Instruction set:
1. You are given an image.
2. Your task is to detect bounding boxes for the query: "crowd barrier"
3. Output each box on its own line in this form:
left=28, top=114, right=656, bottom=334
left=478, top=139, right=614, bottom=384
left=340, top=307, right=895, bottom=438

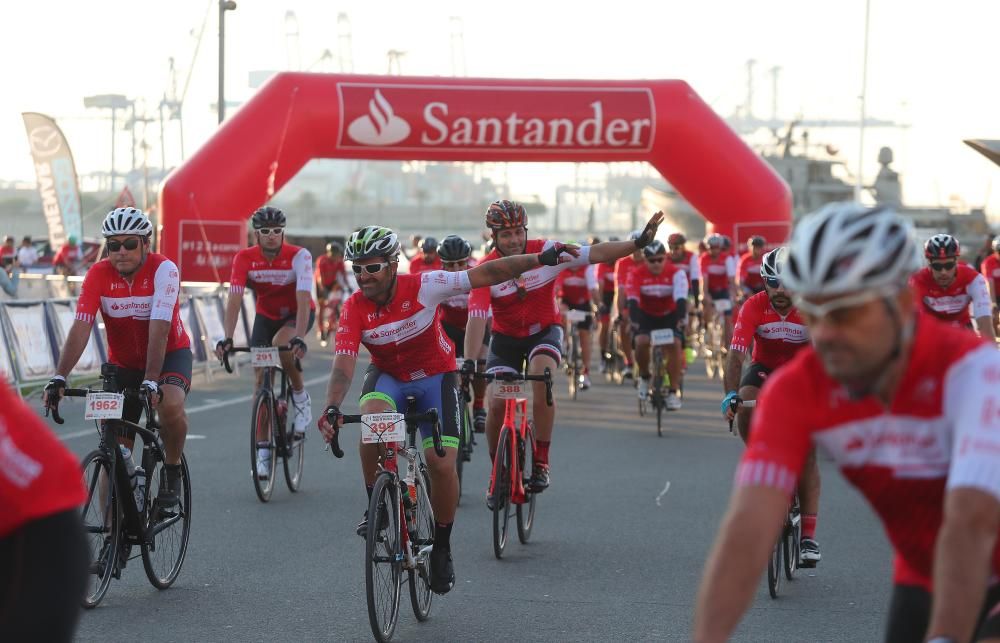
left=0, top=274, right=254, bottom=396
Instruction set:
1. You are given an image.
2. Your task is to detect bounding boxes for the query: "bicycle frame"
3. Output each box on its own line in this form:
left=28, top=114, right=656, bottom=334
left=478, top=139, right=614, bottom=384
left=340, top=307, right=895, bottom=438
left=495, top=397, right=532, bottom=505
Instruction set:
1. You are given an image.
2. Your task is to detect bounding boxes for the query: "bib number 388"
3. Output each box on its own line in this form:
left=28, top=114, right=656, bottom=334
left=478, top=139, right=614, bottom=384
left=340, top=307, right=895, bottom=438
left=85, top=392, right=125, bottom=420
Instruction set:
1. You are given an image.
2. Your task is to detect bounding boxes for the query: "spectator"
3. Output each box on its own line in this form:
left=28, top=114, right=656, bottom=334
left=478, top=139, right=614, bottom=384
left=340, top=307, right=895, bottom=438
left=0, top=264, right=18, bottom=297
left=0, top=236, right=14, bottom=269
left=16, top=236, right=38, bottom=269
left=52, top=236, right=81, bottom=277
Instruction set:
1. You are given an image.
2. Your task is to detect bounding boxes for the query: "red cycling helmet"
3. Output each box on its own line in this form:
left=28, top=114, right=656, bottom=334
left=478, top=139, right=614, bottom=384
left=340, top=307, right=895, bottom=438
left=667, top=233, right=686, bottom=246
left=485, top=200, right=527, bottom=231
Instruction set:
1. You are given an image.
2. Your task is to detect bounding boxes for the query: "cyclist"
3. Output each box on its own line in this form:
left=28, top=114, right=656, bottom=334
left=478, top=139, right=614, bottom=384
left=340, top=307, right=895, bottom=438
left=215, top=206, right=314, bottom=479
left=629, top=240, right=688, bottom=409
left=980, top=235, right=1000, bottom=334
left=595, top=238, right=619, bottom=374
left=464, top=201, right=664, bottom=497
left=316, top=224, right=582, bottom=594
left=613, top=230, right=645, bottom=379
left=315, top=241, right=351, bottom=343
left=555, top=258, right=598, bottom=390
left=437, top=234, right=490, bottom=431
left=736, top=235, right=767, bottom=302
left=721, top=247, right=821, bottom=566
left=45, top=207, right=191, bottom=506
left=695, top=203, right=1000, bottom=643
left=3, top=380, right=88, bottom=642
left=668, top=231, right=702, bottom=386
left=699, top=233, right=738, bottom=362
left=910, top=233, right=995, bottom=341
left=408, top=236, right=442, bottom=273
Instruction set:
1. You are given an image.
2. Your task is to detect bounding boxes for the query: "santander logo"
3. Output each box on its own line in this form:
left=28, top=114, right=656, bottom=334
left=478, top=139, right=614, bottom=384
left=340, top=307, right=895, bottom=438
left=346, top=89, right=411, bottom=146
left=338, top=83, right=655, bottom=152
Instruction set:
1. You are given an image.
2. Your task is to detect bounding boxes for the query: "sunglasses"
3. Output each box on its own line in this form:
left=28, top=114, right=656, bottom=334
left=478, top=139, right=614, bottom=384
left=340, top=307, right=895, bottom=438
left=930, top=261, right=956, bottom=271
left=764, top=277, right=782, bottom=289
left=646, top=257, right=665, bottom=264
left=352, top=262, right=391, bottom=275
left=107, top=238, right=141, bottom=252
left=442, top=260, right=468, bottom=268
left=256, top=227, right=284, bottom=236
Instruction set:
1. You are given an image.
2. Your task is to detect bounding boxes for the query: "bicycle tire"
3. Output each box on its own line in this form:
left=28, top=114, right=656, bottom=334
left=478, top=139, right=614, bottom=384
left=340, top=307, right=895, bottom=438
left=767, top=534, right=781, bottom=599
left=366, top=473, right=402, bottom=643
left=79, top=449, right=118, bottom=608
left=516, top=422, right=536, bottom=544
left=250, top=390, right=276, bottom=503
left=141, top=454, right=192, bottom=589
left=492, top=427, right=513, bottom=559
left=653, top=349, right=664, bottom=437
left=784, top=501, right=801, bottom=580
left=456, top=406, right=467, bottom=501
left=408, top=465, right=434, bottom=622
left=282, top=388, right=305, bottom=493
left=569, top=332, right=579, bottom=400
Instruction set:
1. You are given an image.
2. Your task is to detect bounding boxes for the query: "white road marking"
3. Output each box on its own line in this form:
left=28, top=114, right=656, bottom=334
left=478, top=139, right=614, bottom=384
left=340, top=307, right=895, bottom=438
left=655, top=480, right=671, bottom=506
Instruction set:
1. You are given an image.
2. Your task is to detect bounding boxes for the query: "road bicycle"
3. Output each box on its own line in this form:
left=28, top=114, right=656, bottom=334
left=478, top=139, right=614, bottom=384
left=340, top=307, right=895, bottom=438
left=638, top=328, right=676, bottom=437
left=564, top=308, right=589, bottom=399
left=223, top=345, right=305, bottom=502
left=318, top=287, right=345, bottom=346
left=602, top=318, right=626, bottom=384
left=702, top=299, right=731, bottom=380
left=455, top=361, right=478, bottom=500
left=326, top=399, right=446, bottom=643
left=47, top=364, right=191, bottom=608
left=474, top=369, right=553, bottom=559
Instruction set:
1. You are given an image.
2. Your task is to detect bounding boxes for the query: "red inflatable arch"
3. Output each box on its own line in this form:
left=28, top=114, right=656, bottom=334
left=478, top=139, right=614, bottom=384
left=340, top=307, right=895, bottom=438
left=158, top=73, right=790, bottom=281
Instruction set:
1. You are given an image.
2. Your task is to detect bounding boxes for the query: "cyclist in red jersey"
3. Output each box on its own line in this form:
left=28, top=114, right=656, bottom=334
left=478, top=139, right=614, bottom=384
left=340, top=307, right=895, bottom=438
left=216, top=206, right=315, bottom=479
left=695, top=204, right=1000, bottom=643
left=722, top=247, right=821, bottom=566
left=613, top=230, right=645, bottom=379
left=556, top=261, right=598, bottom=390
left=594, top=240, right=619, bottom=374
left=980, top=236, right=1000, bottom=334
left=700, top=234, right=738, bottom=350
left=628, top=240, right=689, bottom=408
left=736, top=235, right=767, bottom=302
left=315, top=241, right=351, bottom=343
left=910, top=233, right=995, bottom=341
left=46, top=208, right=192, bottom=507
left=408, top=237, right=443, bottom=274
left=464, top=201, right=665, bottom=496
left=668, top=232, right=702, bottom=384
left=316, top=224, right=582, bottom=595
left=3, top=380, right=88, bottom=642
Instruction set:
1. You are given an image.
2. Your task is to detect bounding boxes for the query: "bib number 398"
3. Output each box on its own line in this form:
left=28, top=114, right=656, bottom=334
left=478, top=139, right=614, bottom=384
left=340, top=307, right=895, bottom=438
left=251, top=347, right=280, bottom=368
left=84, top=392, right=125, bottom=420
left=361, top=412, right=406, bottom=444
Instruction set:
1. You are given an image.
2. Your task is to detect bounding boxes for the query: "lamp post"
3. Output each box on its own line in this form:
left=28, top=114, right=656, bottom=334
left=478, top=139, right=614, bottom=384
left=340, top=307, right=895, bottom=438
left=84, top=94, right=131, bottom=191
left=218, top=0, right=237, bottom=125
left=855, top=0, right=872, bottom=201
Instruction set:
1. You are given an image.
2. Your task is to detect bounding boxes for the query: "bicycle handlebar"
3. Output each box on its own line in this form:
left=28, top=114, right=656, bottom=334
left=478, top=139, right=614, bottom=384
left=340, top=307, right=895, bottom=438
left=46, top=387, right=155, bottom=427
left=327, top=408, right=444, bottom=460
left=469, top=368, right=554, bottom=406
left=221, top=345, right=303, bottom=374
left=727, top=397, right=756, bottom=432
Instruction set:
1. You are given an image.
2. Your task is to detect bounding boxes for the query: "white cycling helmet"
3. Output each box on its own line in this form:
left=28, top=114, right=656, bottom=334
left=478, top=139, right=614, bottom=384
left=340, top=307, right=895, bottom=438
left=784, top=202, right=921, bottom=298
left=102, top=207, right=154, bottom=238
left=759, top=247, right=787, bottom=281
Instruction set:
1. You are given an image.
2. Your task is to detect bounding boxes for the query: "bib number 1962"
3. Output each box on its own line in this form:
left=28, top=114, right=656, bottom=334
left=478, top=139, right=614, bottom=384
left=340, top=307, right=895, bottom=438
left=84, top=392, right=125, bottom=420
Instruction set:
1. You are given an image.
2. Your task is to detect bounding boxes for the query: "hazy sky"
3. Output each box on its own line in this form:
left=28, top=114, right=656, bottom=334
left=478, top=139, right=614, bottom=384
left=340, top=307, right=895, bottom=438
left=3, top=0, right=999, bottom=213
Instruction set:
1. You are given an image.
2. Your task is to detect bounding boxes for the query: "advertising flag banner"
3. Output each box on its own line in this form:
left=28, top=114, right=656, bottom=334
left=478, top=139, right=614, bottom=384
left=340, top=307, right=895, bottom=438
left=21, top=112, right=84, bottom=248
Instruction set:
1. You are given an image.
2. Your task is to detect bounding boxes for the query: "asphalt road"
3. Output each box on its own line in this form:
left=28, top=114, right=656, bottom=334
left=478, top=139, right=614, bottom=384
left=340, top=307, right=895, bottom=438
left=48, top=344, right=895, bottom=642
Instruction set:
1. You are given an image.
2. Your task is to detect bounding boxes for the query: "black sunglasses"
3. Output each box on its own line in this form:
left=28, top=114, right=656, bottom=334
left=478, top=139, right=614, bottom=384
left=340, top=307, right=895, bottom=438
left=107, top=238, right=141, bottom=252
left=352, top=262, right=391, bottom=275
left=442, top=260, right=468, bottom=268
left=646, top=257, right=665, bottom=264
left=764, top=277, right=782, bottom=289
left=930, top=261, right=956, bottom=271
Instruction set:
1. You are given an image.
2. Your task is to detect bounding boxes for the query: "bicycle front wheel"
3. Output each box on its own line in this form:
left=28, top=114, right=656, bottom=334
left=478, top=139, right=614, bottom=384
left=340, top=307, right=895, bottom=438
left=367, top=473, right=402, bottom=643
left=569, top=332, right=579, bottom=400
left=80, top=449, right=118, bottom=608
left=767, top=534, right=782, bottom=599
left=250, top=391, right=276, bottom=503
left=492, top=427, right=513, bottom=559
left=282, top=390, right=305, bottom=493
left=516, top=423, right=536, bottom=544
left=141, top=454, right=192, bottom=589
left=408, top=465, right=435, bottom=621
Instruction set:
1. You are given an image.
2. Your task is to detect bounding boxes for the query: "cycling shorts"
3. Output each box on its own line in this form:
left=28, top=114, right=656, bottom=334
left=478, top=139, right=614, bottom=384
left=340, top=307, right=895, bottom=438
left=599, top=291, right=614, bottom=321
left=564, top=303, right=594, bottom=331
left=885, top=583, right=1000, bottom=642
left=442, top=322, right=490, bottom=360
left=109, top=349, right=193, bottom=423
left=486, top=325, right=563, bottom=374
left=740, top=362, right=772, bottom=390
left=251, top=309, right=315, bottom=347
left=709, top=289, right=734, bottom=316
left=631, top=308, right=679, bottom=338
left=360, top=366, right=461, bottom=450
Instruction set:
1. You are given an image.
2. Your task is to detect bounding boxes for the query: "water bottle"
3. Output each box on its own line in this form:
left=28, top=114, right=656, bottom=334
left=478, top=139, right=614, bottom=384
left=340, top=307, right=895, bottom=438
left=120, top=446, right=143, bottom=510
left=133, top=467, right=146, bottom=511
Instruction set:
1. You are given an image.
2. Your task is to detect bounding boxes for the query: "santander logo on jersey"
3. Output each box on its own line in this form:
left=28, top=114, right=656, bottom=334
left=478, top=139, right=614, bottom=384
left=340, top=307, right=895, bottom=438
left=338, top=83, right=655, bottom=152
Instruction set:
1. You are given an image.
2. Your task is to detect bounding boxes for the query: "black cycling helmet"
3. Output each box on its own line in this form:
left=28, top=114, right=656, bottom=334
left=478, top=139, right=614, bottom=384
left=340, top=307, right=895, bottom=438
left=924, top=233, right=959, bottom=260
left=326, top=241, right=343, bottom=255
left=749, top=235, right=766, bottom=248
left=438, top=235, right=472, bottom=261
left=643, top=240, right=667, bottom=258
left=421, top=237, right=439, bottom=253
left=251, top=206, right=286, bottom=230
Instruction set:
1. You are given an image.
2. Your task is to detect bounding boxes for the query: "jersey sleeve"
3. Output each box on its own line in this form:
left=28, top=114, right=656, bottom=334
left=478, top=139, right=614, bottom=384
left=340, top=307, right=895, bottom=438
left=944, top=345, right=1000, bottom=501
left=151, top=260, right=181, bottom=323
left=585, top=264, right=598, bottom=290
left=417, top=270, right=473, bottom=308
left=736, top=365, right=814, bottom=494
left=293, top=248, right=313, bottom=292
left=672, top=268, right=689, bottom=301
left=229, top=250, right=249, bottom=294
left=689, top=254, right=701, bottom=280
left=333, top=295, right=362, bottom=358
left=725, top=255, right=737, bottom=278
left=967, top=273, right=993, bottom=318
left=74, top=266, right=102, bottom=325
left=468, top=284, right=491, bottom=319
left=730, top=295, right=759, bottom=353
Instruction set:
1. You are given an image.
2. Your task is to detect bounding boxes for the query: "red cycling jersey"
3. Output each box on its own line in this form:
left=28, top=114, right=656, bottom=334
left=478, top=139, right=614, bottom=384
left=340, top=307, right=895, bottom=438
left=76, top=255, right=190, bottom=370
left=229, top=244, right=315, bottom=321
left=555, top=265, right=596, bottom=307
left=669, top=250, right=701, bottom=283
left=741, top=316, right=1000, bottom=590
left=408, top=253, right=443, bottom=274
left=614, top=255, right=642, bottom=301
left=315, top=255, right=348, bottom=290
left=737, top=252, right=765, bottom=292
left=336, top=271, right=471, bottom=381
left=628, top=261, right=689, bottom=316
left=0, top=381, right=86, bottom=538
left=909, top=263, right=991, bottom=327
left=440, top=290, right=470, bottom=329
left=699, top=252, right=735, bottom=293
left=52, top=243, right=81, bottom=268
left=980, top=254, right=1000, bottom=298
left=469, top=240, right=591, bottom=338
left=730, top=291, right=808, bottom=370
left=595, top=262, right=617, bottom=294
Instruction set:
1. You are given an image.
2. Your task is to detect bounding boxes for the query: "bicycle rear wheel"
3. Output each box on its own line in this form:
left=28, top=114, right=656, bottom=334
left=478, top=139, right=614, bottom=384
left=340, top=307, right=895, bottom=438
left=767, top=534, right=782, bottom=599
left=79, top=449, right=118, bottom=608
left=142, top=454, right=192, bottom=589
left=784, top=500, right=801, bottom=580
left=653, top=350, right=664, bottom=437
left=492, top=427, right=513, bottom=559
left=367, top=473, right=402, bottom=643
left=456, top=405, right=469, bottom=501
left=516, top=422, right=536, bottom=544
left=569, top=332, right=579, bottom=400
left=408, top=465, right=434, bottom=621
left=250, top=390, right=276, bottom=503
left=282, top=389, right=305, bottom=492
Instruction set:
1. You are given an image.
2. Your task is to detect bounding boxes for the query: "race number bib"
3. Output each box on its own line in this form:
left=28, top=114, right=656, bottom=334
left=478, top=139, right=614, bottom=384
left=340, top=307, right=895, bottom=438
left=650, top=328, right=675, bottom=346
left=713, top=299, right=732, bottom=313
left=494, top=381, right=525, bottom=399
left=251, top=347, right=280, bottom=368
left=360, top=412, right=406, bottom=444
left=84, top=392, right=125, bottom=420
left=565, top=309, right=589, bottom=323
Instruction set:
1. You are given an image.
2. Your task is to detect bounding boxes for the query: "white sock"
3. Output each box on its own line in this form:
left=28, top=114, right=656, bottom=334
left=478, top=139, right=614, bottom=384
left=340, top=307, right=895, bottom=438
left=292, top=388, right=308, bottom=402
